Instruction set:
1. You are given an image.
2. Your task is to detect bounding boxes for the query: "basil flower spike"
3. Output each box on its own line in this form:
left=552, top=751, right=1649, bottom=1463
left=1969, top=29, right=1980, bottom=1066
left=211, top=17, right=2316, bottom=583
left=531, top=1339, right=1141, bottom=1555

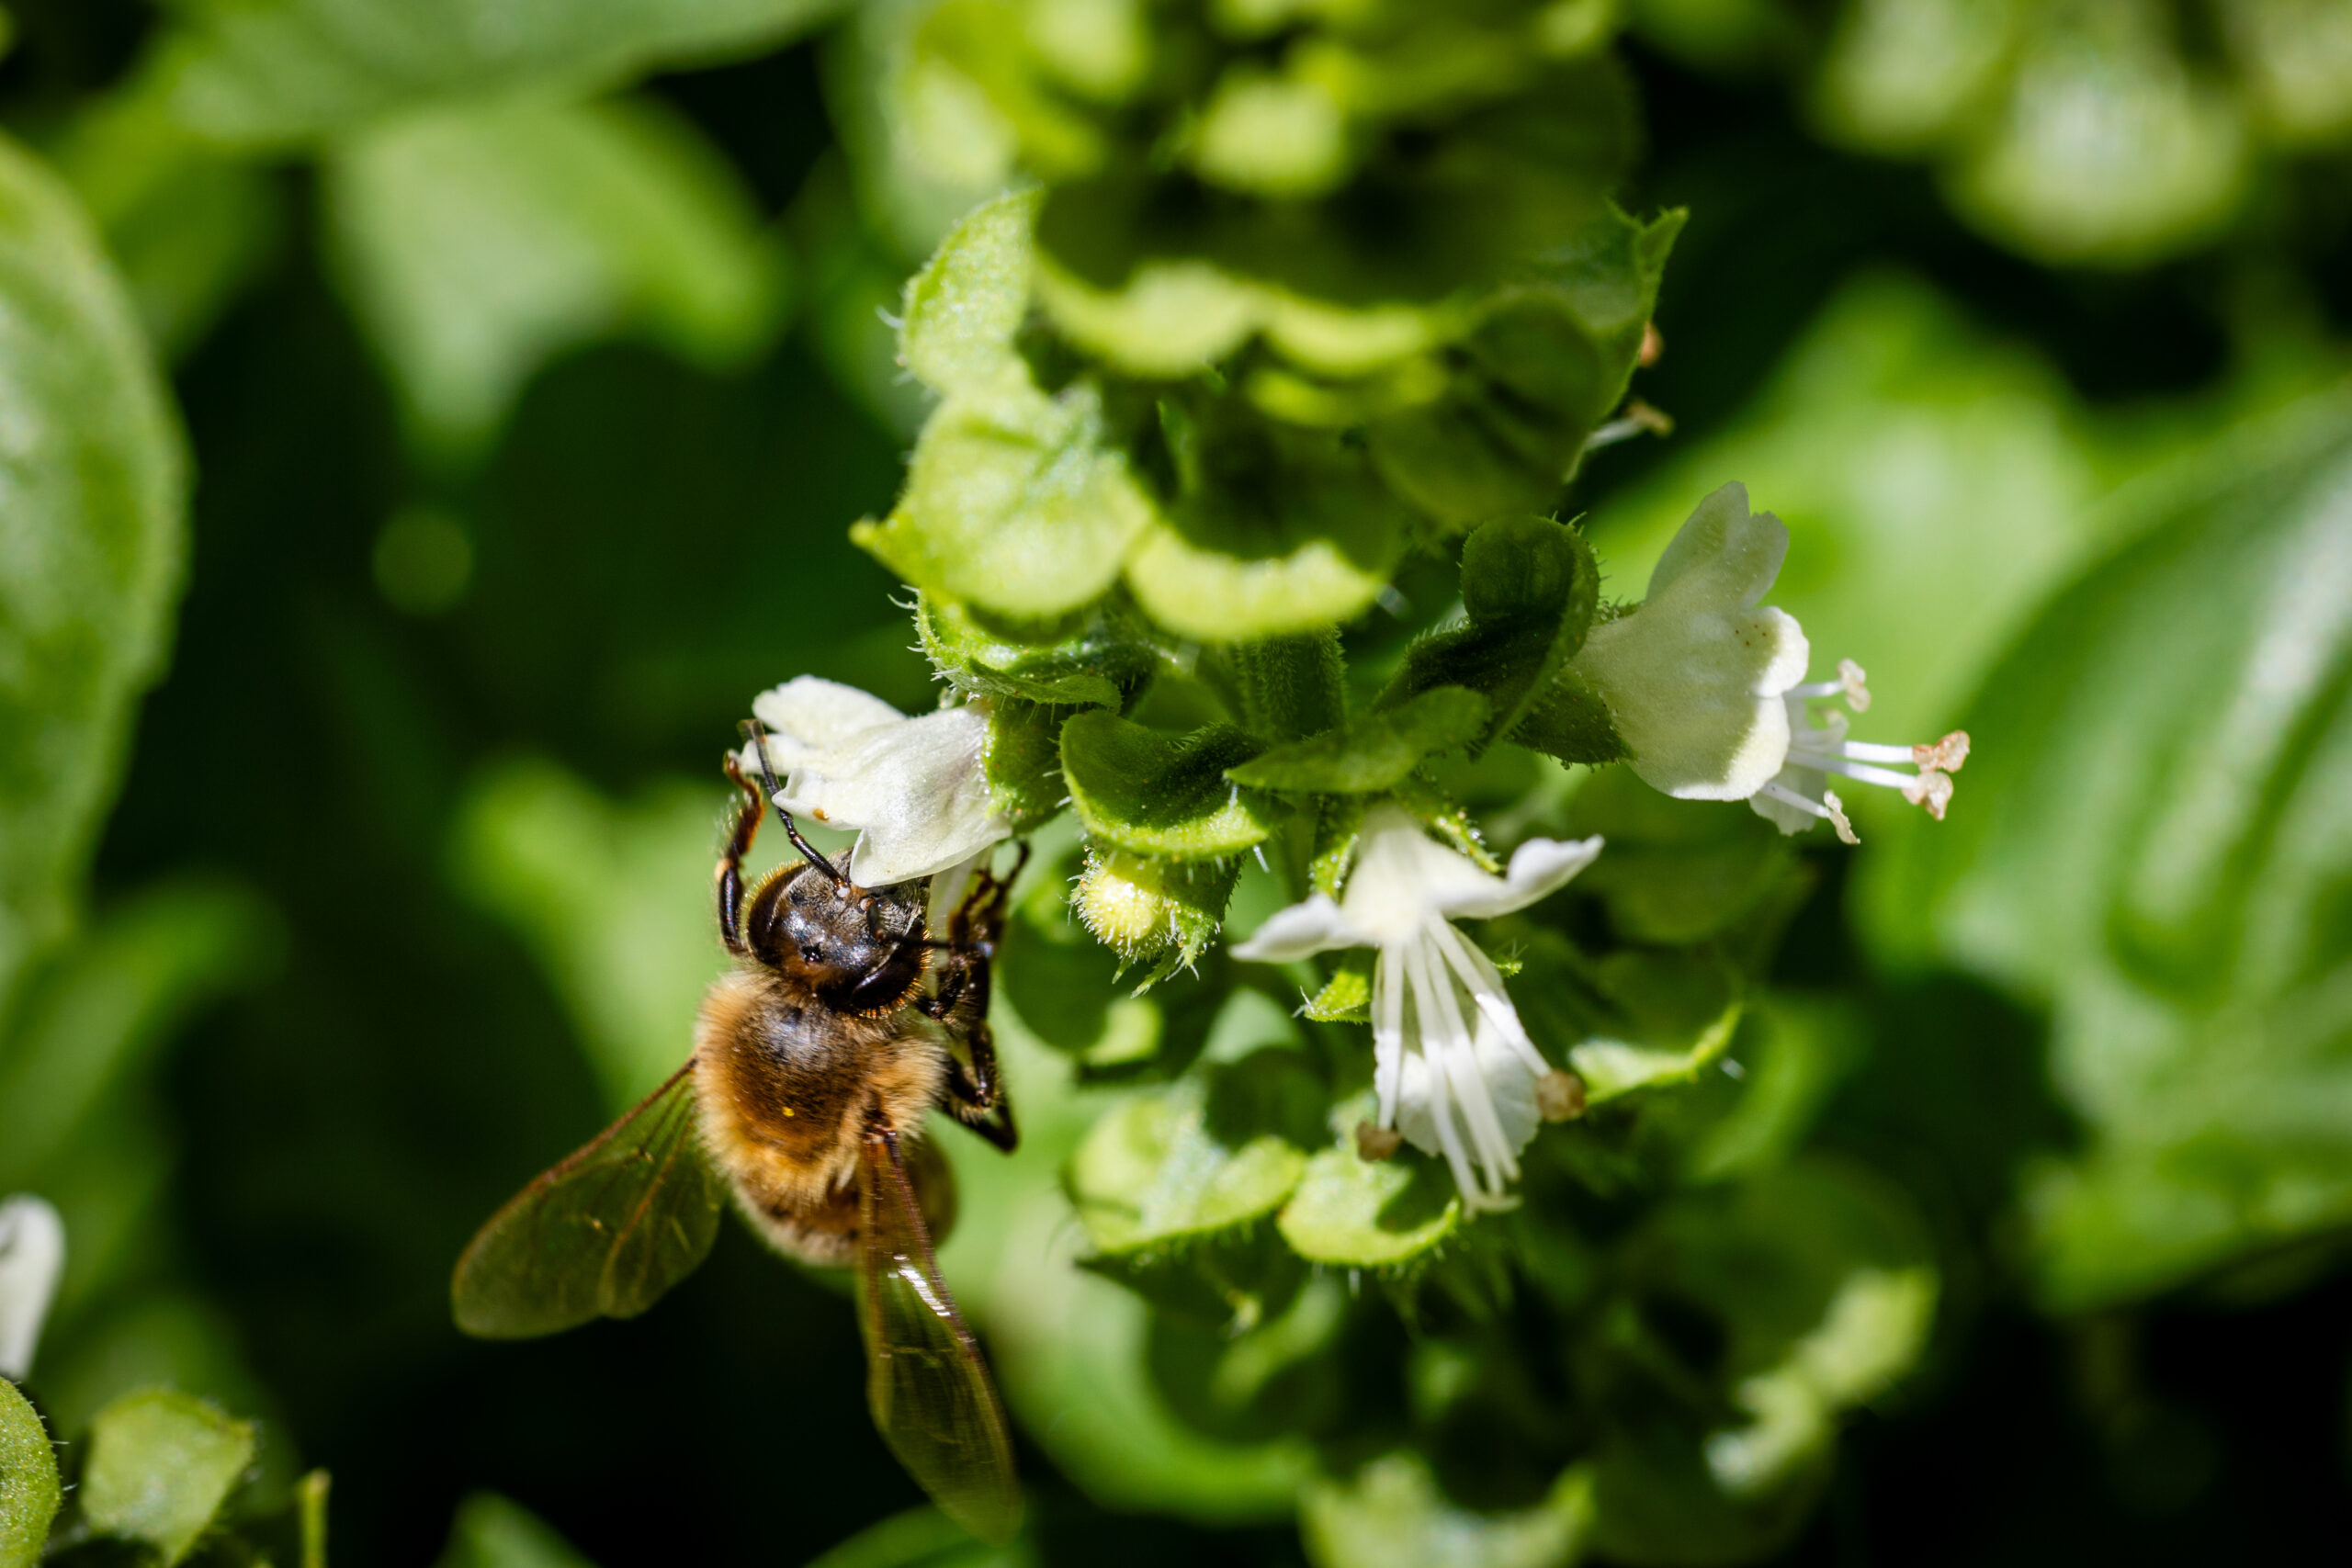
left=738, top=676, right=1011, bottom=887
left=1233, top=807, right=1602, bottom=1214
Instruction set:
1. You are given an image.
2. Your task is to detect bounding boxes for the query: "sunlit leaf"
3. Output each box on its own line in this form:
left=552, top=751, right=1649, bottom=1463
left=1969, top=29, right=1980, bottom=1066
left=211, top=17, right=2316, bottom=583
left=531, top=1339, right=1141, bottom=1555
left=899, top=189, right=1038, bottom=399
left=1942, top=1, right=2249, bottom=267
left=1275, top=1143, right=1461, bottom=1271
left=81, top=1387, right=257, bottom=1566
left=1066, top=1050, right=1324, bottom=1256
left=145, top=0, right=848, bottom=148
left=0, top=133, right=187, bottom=1024
left=325, top=95, right=785, bottom=459
left=1303, top=1452, right=1594, bottom=1568
left=854, top=378, right=1157, bottom=623
left=1869, top=384, right=2352, bottom=1308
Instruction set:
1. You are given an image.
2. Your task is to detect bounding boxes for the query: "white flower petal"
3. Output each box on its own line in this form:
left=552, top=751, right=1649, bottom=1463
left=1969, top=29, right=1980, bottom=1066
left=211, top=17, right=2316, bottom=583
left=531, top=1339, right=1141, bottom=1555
left=0, top=1194, right=64, bottom=1382
left=1568, top=485, right=1812, bottom=801
left=742, top=685, right=1010, bottom=888
left=752, top=676, right=907, bottom=755
left=1231, top=894, right=1375, bottom=962
left=1337, top=806, right=1503, bottom=942
left=1434, top=834, right=1604, bottom=921
left=1646, top=480, right=1789, bottom=609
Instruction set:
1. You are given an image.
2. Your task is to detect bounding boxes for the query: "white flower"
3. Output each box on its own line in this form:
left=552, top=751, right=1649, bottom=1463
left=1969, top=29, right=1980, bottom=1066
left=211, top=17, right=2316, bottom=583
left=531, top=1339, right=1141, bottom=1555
left=1749, top=660, right=1970, bottom=844
left=738, top=677, right=1011, bottom=887
left=1568, top=482, right=1813, bottom=801
left=1568, top=482, right=1970, bottom=841
left=1232, top=807, right=1602, bottom=1213
left=0, top=1194, right=64, bottom=1382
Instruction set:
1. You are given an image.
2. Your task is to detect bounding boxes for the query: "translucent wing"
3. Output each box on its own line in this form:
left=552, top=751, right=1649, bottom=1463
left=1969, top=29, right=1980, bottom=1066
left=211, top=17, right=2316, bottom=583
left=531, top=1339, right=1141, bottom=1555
left=452, top=1059, right=724, bottom=1339
left=857, top=1128, right=1022, bottom=1544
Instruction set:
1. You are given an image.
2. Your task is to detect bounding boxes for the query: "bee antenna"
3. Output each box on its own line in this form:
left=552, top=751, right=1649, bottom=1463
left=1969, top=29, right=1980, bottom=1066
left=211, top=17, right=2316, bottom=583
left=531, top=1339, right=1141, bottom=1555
left=739, top=717, right=848, bottom=885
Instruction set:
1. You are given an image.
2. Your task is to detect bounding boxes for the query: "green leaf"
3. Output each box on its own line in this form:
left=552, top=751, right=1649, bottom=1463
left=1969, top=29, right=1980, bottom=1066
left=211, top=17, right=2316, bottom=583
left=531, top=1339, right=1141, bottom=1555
left=899, top=188, right=1040, bottom=399
left=324, top=95, right=784, bottom=459
left=1227, top=687, right=1490, bottom=795
left=1304, top=1453, right=1595, bottom=1568
left=50, top=92, right=282, bottom=361
left=916, top=593, right=1156, bottom=709
left=81, top=1387, right=257, bottom=1566
left=1369, top=207, right=1683, bottom=527
left=0, top=1378, right=58, bottom=1568
left=0, top=132, right=188, bottom=1026
left=1060, top=713, right=1283, bottom=860
left=854, top=378, right=1157, bottom=623
left=145, top=0, right=847, bottom=149
left=1065, top=1050, right=1325, bottom=1256
left=1384, top=516, right=1605, bottom=752
left=1592, top=1160, right=1936, bottom=1563
left=432, top=1492, right=601, bottom=1568
left=1276, top=1134, right=1463, bottom=1271
left=1869, top=386, right=2352, bottom=1309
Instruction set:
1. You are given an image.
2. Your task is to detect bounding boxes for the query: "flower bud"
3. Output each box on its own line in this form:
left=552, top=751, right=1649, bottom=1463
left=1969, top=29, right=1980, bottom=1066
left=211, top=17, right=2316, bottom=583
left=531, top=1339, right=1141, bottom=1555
left=1073, top=846, right=1238, bottom=982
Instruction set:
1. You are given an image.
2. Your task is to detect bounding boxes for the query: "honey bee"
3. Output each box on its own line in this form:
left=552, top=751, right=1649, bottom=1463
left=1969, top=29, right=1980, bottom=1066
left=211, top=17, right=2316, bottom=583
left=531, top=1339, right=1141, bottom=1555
left=452, top=720, right=1024, bottom=1542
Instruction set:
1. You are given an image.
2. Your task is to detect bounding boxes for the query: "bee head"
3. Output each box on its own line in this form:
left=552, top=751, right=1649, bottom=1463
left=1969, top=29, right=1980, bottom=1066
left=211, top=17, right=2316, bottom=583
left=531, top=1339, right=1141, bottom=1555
left=753, top=863, right=927, bottom=1014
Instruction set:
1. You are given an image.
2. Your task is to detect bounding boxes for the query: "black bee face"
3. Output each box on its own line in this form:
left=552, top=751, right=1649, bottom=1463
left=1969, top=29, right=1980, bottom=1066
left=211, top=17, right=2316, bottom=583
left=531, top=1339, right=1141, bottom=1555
left=751, top=863, right=927, bottom=1014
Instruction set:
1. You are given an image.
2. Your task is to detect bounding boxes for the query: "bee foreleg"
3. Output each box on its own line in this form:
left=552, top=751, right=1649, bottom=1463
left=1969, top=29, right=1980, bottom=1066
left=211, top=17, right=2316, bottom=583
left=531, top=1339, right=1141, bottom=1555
left=716, top=755, right=765, bottom=956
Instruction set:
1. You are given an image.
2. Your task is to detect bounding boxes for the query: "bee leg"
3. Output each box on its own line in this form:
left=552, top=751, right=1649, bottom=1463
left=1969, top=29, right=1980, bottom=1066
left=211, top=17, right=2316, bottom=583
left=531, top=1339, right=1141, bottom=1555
left=716, top=755, right=764, bottom=956
left=943, top=1022, right=1018, bottom=1154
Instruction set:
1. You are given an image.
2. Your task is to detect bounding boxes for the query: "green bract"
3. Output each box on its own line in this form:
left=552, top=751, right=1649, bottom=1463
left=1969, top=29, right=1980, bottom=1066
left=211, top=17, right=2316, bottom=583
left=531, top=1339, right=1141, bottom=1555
left=1067, top=1050, right=1325, bottom=1258
left=0, top=1380, right=57, bottom=1568
left=1227, top=687, right=1489, bottom=795
left=1061, top=713, right=1282, bottom=859
left=1382, top=514, right=1617, bottom=757
left=81, top=1388, right=257, bottom=1566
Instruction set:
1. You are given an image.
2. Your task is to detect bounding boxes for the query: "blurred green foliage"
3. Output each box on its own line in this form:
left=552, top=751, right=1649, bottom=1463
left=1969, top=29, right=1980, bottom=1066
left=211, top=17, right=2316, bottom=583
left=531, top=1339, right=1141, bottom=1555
left=1630, top=0, right=2352, bottom=268
left=0, top=0, right=2343, bottom=1564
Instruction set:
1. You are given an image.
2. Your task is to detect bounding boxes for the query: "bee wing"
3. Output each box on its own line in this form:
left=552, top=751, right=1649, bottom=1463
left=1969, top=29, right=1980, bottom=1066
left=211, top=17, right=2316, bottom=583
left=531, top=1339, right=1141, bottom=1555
left=856, top=1127, right=1022, bottom=1545
left=452, top=1059, right=724, bottom=1339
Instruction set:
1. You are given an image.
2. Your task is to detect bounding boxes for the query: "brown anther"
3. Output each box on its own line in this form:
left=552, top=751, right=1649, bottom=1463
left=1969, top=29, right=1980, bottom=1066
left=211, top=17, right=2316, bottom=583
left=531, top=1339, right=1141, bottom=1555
left=1914, top=731, right=1971, bottom=773
left=1537, top=1068, right=1587, bottom=1122
left=1355, top=1121, right=1403, bottom=1162
left=1903, top=770, right=1955, bottom=821
left=1639, top=321, right=1664, bottom=367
